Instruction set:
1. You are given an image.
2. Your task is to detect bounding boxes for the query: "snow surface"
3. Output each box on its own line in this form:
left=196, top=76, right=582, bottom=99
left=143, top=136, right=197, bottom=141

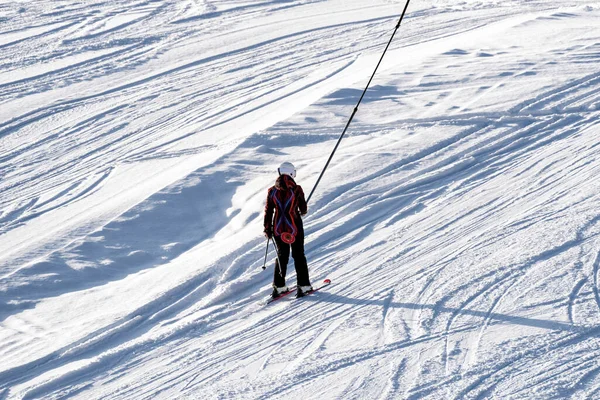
left=1, top=0, right=600, bottom=398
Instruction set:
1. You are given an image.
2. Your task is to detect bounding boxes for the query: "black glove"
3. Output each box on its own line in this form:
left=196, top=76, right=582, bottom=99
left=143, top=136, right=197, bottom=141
left=264, top=227, right=273, bottom=239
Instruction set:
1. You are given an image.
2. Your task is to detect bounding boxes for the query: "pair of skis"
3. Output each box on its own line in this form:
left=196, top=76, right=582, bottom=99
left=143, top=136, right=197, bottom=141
left=266, top=278, right=331, bottom=305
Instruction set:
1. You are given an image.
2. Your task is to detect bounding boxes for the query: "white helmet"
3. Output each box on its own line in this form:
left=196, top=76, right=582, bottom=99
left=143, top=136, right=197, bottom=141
left=278, top=162, right=296, bottom=178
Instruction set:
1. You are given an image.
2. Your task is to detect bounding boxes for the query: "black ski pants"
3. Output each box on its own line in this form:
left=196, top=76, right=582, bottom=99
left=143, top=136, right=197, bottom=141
left=273, top=230, right=310, bottom=288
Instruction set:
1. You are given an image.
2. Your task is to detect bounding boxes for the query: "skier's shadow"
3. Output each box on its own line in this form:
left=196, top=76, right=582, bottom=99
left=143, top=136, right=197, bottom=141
left=308, top=292, right=584, bottom=333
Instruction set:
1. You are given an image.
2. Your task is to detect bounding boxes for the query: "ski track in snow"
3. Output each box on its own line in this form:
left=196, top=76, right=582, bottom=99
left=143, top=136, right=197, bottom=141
left=1, top=0, right=600, bottom=399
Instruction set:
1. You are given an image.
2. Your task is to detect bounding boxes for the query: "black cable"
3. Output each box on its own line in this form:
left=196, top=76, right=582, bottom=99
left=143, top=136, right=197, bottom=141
left=306, top=0, right=411, bottom=204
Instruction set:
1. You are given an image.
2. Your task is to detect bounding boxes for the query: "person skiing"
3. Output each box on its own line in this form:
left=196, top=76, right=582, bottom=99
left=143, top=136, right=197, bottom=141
left=264, top=162, right=312, bottom=298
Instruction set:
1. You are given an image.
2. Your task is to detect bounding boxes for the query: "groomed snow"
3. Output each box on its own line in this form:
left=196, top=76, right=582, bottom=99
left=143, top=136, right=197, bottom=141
left=1, top=0, right=600, bottom=398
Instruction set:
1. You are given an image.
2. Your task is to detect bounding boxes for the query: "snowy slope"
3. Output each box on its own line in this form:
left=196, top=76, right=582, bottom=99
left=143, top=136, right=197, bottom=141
left=1, top=0, right=600, bottom=399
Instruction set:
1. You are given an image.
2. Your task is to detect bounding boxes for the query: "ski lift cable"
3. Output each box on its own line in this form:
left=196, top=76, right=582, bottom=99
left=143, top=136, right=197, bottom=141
left=306, top=0, right=412, bottom=204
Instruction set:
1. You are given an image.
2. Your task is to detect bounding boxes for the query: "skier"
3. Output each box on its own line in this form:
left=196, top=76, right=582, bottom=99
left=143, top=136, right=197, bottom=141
left=264, top=162, right=312, bottom=298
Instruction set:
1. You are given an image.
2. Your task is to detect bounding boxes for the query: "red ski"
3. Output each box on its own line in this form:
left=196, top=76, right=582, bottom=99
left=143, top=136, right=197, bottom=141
left=297, top=278, right=331, bottom=298
left=266, top=285, right=297, bottom=304
left=266, top=279, right=331, bottom=305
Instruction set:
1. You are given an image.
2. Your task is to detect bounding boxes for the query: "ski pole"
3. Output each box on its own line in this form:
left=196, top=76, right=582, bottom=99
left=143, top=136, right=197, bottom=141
left=306, top=0, right=411, bottom=204
left=270, top=237, right=284, bottom=278
left=261, top=237, right=270, bottom=270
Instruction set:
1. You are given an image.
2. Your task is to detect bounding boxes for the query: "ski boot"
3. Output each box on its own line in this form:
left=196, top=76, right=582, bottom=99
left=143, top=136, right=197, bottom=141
left=296, top=285, right=313, bottom=298
left=271, top=285, right=288, bottom=299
